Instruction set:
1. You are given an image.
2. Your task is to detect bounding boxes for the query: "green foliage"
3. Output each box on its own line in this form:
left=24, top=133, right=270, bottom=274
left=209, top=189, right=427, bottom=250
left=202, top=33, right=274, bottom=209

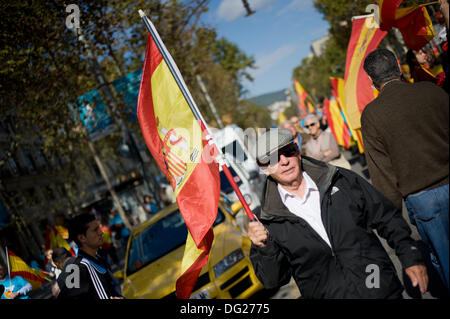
left=0, top=0, right=261, bottom=209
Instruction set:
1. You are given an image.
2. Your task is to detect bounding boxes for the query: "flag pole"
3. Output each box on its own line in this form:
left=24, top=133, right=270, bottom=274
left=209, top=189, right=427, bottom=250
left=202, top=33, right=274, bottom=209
left=5, top=247, right=11, bottom=291
left=138, top=10, right=255, bottom=221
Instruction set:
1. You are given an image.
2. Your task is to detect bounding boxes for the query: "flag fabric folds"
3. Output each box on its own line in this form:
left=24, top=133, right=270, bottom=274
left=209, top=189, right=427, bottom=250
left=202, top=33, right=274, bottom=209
left=378, top=0, right=403, bottom=30
left=330, top=77, right=353, bottom=149
left=137, top=32, right=220, bottom=299
left=344, top=16, right=387, bottom=152
left=7, top=249, right=49, bottom=290
left=379, top=0, right=435, bottom=50
left=293, top=78, right=308, bottom=117
left=323, top=98, right=350, bottom=149
left=278, top=110, right=287, bottom=124
left=46, top=226, right=76, bottom=257
left=307, top=101, right=315, bottom=114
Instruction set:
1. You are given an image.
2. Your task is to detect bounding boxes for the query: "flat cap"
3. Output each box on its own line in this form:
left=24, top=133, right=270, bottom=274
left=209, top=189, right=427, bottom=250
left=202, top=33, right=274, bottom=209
left=256, top=129, right=294, bottom=164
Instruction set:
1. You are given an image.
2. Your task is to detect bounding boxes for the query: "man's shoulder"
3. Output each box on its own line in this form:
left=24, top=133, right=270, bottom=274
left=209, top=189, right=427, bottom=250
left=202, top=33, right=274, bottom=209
left=361, top=99, right=380, bottom=127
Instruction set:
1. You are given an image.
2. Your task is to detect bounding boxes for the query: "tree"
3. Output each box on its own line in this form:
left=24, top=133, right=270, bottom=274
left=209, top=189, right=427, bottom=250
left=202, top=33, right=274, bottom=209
left=0, top=0, right=260, bottom=234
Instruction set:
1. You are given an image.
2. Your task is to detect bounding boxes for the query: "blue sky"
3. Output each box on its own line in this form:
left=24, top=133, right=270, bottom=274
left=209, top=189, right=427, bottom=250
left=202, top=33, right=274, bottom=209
left=202, top=0, right=330, bottom=98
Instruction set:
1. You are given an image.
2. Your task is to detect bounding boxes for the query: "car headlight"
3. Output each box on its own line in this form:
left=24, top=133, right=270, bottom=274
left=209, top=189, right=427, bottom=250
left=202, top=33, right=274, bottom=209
left=214, top=249, right=244, bottom=277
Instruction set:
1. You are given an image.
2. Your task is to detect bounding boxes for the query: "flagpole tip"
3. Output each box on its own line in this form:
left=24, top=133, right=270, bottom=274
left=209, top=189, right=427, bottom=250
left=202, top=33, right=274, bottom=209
left=138, top=9, right=146, bottom=18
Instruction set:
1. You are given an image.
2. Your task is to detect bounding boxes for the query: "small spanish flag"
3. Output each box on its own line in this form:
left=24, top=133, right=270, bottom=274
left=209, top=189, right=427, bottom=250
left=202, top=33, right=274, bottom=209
left=46, top=226, right=76, bottom=257
left=7, top=249, right=49, bottom=290
left=379, top=0, right=435, bottom=50
left=293, top=78, right=308, bottom=117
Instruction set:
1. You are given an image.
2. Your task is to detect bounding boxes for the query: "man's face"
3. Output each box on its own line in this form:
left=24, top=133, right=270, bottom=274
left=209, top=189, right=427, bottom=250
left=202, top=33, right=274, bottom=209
left=78, top=220, right=103, bottom=250
left=0, top=266, right=6, bottom=280
left=282, top=122, right=296, bottom=137
left=260, top=144, right=302, bottom=186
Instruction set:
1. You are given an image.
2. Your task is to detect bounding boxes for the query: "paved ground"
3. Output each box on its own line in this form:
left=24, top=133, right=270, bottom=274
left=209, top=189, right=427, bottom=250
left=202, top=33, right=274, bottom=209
left=269, top=148, right=437, bottom=299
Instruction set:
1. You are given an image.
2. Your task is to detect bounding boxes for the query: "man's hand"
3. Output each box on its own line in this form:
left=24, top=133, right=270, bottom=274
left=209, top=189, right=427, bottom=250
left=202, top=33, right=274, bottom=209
left=248, top=218, right=269, bottom=248
left=405, top=265, right=428, bottom=294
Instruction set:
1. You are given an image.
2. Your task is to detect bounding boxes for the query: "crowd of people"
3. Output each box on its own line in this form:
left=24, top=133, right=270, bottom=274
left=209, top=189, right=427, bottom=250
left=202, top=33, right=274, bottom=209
left=1, top=0, right=448, bottom=301
left=247, top=1, right=448, bottom=299
left=0, top=191, right=167, bottom=299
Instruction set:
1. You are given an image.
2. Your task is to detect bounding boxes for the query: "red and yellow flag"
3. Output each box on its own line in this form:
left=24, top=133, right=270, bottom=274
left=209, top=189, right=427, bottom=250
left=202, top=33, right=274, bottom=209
left=344, top=16, right=387, bottom=152
left=278, top=110, right=287, bottom=125
left=293, top=78, right=308, bottom=117
left=324, top=98, right=349, bottom=149
left=307, top=101, right=315, bottom=114
left=330, top=77, right=353, bottom=149
left=7, top=249, right=49, bottom=290
left=137, top=30, right=220, bottom=299
left=46, top=226, right=76, bottom=257
left=379, top=0, right=435, bottom=51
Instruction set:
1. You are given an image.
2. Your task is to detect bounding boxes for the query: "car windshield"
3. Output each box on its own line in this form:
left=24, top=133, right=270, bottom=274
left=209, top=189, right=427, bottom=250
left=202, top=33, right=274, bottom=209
left=220, top=167, right=243, bottom=194
left=126, top=208, right=225, bottom=276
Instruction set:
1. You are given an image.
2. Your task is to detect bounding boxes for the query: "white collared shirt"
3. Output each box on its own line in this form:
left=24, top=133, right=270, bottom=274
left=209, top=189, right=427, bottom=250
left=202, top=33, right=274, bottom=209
left=277, top=171, right=331, bottom=247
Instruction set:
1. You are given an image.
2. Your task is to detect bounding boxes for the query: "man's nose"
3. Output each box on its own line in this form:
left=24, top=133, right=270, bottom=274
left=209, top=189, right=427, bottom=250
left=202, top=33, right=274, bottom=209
left=279, top=154, right=289, bottom=165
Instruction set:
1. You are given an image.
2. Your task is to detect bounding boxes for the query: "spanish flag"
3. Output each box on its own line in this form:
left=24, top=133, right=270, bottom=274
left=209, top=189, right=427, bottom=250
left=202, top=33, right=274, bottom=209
left=137, top=18, right=220, bottom=299
left=378, top=0, right=436, bottom=50
left=344, top=15, right=387, bottom=152
left=46, top=226, right=76, bottom=257
left=293, top=78, right=308, bottom=117
left=330, top=77, right=354, bottom=149
left=278, top=110, right=287, bottom=125
left=379, top=0, right=435, bottom=51
left=7, top=249, right=49, bottom=290
left=323, top=98, right=350, bottom=149
left=307, top=101, right=316, bottom=114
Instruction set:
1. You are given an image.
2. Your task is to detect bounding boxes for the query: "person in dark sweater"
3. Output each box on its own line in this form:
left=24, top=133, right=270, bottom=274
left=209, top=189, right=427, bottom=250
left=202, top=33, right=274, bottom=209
left=362, top=48, right=449, bottom=290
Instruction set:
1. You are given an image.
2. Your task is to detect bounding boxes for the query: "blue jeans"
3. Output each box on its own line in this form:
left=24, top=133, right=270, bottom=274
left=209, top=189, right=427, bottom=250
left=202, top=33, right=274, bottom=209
left=405, top=184, right=449, bottom=290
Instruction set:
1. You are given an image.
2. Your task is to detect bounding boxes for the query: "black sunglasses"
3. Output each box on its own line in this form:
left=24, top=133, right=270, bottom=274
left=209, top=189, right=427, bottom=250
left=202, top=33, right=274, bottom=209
left=257, top=143, right=299, bottom=167
left=305, top=122, right=317, bottom=129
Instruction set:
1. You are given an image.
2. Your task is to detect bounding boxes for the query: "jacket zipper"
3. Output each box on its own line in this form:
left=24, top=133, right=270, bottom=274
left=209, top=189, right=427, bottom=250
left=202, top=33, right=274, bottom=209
left=320, top=171, right=340, bottom=258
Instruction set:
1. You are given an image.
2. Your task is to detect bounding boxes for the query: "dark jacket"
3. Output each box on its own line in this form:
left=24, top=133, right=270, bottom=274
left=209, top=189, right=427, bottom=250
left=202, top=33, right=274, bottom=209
left=57, top=250, right=122, bottom=299
left=361, top=80, right=449, bottom=209
left=250, top=156, right=423, bottom=299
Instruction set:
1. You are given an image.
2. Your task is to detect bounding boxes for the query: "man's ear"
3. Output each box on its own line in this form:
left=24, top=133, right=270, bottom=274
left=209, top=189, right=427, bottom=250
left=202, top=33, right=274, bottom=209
left=367, top=75, right=381, bottom=91
left=77, top=234, right=86, bottom=246
left=260, top=166, right=271, bottom=176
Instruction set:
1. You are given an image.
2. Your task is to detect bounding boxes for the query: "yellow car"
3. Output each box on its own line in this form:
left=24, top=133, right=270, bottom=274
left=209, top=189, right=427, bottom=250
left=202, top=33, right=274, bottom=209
left=119, top=196, right=264, bottom=299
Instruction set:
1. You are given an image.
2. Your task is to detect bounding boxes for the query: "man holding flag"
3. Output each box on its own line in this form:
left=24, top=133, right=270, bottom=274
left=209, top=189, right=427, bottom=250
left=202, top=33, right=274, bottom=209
left=248, top=129, right=428, bottom=298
